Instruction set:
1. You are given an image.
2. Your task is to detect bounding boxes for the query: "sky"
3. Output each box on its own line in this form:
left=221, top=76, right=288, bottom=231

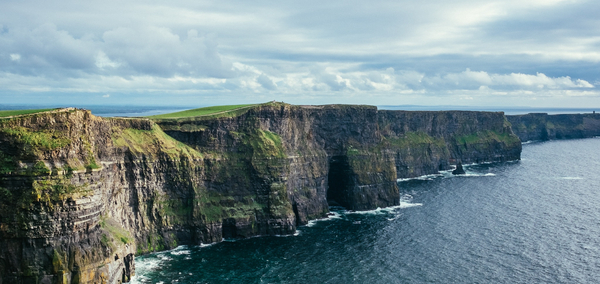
left=0, top=0, right=599, bottom=108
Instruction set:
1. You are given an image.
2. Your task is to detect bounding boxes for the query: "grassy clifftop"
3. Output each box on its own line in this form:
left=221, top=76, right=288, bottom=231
left=147, top=102, right=294, bottom=121
left=0, top=108, right=55, bottom=118
left=149, top=104, right=256, bottom=119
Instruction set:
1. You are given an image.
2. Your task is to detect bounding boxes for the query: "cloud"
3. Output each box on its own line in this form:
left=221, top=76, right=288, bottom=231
left=0, top=24, right=233, bottom=78
left=426, top=69, right=595, bottom=90
left=0, top=0, right=599, bottom=107
left=0, top=23, right=97, bottom=75
left=256, top=74, right=277, bottom=90
left=101, top=27, right=234, bottom=77
left=102, top=94, right=110, bottom=98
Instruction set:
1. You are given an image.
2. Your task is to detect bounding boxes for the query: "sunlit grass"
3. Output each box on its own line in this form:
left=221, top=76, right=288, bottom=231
left=0, top=109, right=54, bottom=118
left=148, top=104, right=256, bottom=119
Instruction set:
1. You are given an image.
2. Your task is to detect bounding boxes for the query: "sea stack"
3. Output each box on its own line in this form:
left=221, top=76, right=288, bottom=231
left=452, top=162, right=466, bottom=175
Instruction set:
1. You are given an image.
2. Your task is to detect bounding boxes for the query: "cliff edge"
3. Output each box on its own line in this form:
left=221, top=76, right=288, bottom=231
left=507, top=113, right=600, bottom=142
left=0, top=104, right=521, bottom=283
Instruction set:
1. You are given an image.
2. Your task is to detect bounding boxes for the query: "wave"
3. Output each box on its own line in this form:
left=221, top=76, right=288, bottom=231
left=275, top=231, right=301, bottom=237
left=458, top=172, right=496, bottom=177
left=397, top=160, right=508, bottom=182
left=345, top=203, right=423, bottom=216
left=130, top=247, right=182, bottom=284
left=304, top=211, right=343, bottom=227
left=397, top=173, right=443, bottom=182
left=398, top=170, right=496, bottom=182
left=169, top=245, right=191, bottom=255
left=199, top=240, right=220, bottom=247
left=399, top=202, right=424, bottom=208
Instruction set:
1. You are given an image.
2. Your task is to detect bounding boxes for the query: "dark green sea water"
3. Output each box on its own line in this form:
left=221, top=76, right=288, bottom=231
left=132, top=138, right=600, bottom=283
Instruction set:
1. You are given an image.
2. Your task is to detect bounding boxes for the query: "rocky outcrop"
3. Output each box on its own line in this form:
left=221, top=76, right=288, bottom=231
left=0, top=110, right=200, bottom=284
left=452, top=162, right=466, bottom=175
left=507, top=113, right=600, bottom=142
left=0, top=104, right=522, bottom=283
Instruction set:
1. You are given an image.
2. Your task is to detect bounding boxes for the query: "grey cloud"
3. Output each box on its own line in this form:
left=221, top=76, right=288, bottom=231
left=0, top=24, right=234, bottom=78
left=1, top=0, right=599, bottom=107
left=101, top=27, right=234, bottom=78
left=310, top=68, right=350, bottom=91
left=0, top=24, right=97, bottom=75
left=256, top=74, right=277, bottom=90
left=479, top=1, right=600, bottom=41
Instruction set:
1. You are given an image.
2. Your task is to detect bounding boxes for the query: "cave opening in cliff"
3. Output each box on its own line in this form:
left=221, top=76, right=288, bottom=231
left=327, top=155, right=352, bottom=209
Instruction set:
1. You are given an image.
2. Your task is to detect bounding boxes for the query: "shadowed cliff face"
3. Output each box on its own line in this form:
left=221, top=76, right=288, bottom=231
left=157, top=105, right=521, bottom=213
left=507, top=113, right=600, bottom=142
left=0, top=105, right=521, bottom=283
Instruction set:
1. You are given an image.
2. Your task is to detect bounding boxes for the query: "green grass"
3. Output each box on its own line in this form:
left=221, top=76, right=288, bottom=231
left=1, top=127, right=71, bottom=153
left=100, top=216, right=133, bottom=245
left=111, top=124, right=202, bottom=158
left=149, top=104, right=257, bottom=119
left=0, top=109, right=54, bottom=118
left=248, top=129, right=286, bottom=158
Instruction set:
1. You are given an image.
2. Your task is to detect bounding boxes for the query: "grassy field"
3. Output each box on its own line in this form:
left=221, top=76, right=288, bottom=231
left=148, top=104, right=258, bottom=119
left=0, top=108, right=54, bottom=118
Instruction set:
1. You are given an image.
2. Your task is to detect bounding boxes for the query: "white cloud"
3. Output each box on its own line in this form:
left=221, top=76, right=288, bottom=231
left=0, top=24, right=234, bottom=78
left=0, top=23, right=97, bottom=73
left=0, top=1, right=599, bottom=107
left=100, top=27, right=234, bottom=77
left=102, top=94, right=110, bottom=98
left=425, top=69, right=594, bottom=90
left=95, top=51, right=120, bottom=69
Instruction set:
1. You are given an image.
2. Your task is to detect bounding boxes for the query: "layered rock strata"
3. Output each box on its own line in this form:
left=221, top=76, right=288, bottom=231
left=0, top=104, right=521, bottom=283
left=507, top=113, right=600, bottom=142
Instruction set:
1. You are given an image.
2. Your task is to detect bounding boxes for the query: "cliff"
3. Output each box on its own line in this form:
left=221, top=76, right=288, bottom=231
left=0, top=104, right=521, bottom=283
left=507, top=113, right=600, bottom=142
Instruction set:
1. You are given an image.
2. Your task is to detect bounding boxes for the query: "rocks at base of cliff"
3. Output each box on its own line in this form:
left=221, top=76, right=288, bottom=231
left=452, top=162, right=466, bottom=175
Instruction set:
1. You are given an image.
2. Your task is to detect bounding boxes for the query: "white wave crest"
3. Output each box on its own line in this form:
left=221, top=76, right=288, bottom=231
left=170, top=245, right=191, bottom=255
left=454, top=172, right=496, bottom=177
left=275, top=231, right=300, bottom=237
left=346, top=203, right=422, bottom=215
left=397, top=173, right=443, bottom=182
left=198, top=240, right=219, bottom=247
left=304, top=211, right=343, bottom=227
left=399, top=202, right=423, bottom=208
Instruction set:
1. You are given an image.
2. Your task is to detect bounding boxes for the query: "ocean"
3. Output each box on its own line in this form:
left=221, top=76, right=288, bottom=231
left=131, top=138, right=600, bottom=283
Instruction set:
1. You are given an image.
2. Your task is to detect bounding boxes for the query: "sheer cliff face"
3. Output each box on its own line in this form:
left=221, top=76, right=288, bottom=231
left=0, top=105, right=521, bottom=283
left=507, top=113, right=600, bottom=142
left=158, top=105, right=521, bottom=212
left=378, top=110, right=522, bottom=177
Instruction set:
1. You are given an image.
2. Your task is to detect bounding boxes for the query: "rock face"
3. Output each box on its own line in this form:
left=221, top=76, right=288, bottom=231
left=0, top=104, right=522, bottom=283
left=507, top=113, right=600, bottom=142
